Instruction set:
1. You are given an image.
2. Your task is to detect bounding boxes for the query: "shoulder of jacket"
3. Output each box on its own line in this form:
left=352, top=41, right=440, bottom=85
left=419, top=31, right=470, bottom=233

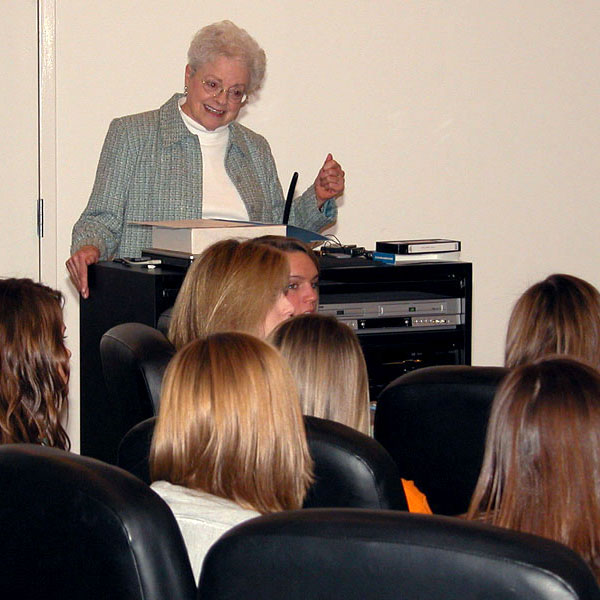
left=230, top=121, right=269, bottom=149
left=111, top=106, right=160, bottom=133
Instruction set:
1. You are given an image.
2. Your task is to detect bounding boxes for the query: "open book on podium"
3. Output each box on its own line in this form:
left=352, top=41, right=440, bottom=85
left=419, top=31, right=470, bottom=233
left=135, top=218, right=328, bottom=257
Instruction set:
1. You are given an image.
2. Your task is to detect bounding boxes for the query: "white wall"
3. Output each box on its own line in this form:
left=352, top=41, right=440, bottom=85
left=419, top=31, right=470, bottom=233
left=0, top=1, right=40, bottom=280
left=53, top=1, right=600, bottom=448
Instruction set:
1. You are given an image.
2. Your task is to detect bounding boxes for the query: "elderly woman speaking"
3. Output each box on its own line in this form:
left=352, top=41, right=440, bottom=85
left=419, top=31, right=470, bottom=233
left=67, top=20, right=344, bottom=298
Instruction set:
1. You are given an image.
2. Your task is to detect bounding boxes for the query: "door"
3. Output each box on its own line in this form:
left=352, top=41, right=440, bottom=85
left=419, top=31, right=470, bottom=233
left=0, top=1, right=40, bottom=279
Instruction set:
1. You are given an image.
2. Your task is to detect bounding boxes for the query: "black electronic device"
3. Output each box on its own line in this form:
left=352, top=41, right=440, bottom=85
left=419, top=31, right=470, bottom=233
left=318, top=260, right=472, bottom=398
left=320, top=245, right=366, bottom=258
left=142, top=248, right=195, bottom=269
left=376, top=238, right=461, bottom=255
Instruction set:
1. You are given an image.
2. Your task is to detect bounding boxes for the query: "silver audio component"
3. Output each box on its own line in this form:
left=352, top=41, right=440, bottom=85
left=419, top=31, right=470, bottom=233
left=318, top=298, right=464, bottom=334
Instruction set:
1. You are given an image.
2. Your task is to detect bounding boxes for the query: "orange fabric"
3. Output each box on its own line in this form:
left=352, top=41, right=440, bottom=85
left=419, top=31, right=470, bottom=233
left=401, top=479, right=432, bottom=514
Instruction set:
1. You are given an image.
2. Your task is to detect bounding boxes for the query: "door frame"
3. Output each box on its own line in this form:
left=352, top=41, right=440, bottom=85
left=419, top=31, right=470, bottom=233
left=39, top=0, right=57, bottom=285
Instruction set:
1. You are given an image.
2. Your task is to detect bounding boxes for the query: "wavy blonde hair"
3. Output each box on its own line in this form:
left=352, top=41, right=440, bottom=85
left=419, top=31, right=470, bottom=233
left=187, top=20, right=266, bottom=95
left=0, top=278, right=70, bottom=449
left=467, top=356, right=600, bottom=581
left=505, top=273, right=600, bottom=369
left=268, top=314, right=370, bottom=434
left=168, top=239, right=289, bottom=349
left=150, top=332, right=313, bottom=513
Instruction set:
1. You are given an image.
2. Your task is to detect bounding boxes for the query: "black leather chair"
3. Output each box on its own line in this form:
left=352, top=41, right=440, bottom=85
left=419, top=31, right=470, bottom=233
left=0, top=444, right=196, bottom=600
left=374, top=365, right=509, bottom=515
left=118, top=415, right=408, bottom=511
left=157, top=306, right=173, bottom=337
left=118, top=416, right=156, bottom=484
left=100, top=322, right=175, bottom=455
left=198, top=508, right=600, bottom=600
left=303, top=416, right=407, bottom=510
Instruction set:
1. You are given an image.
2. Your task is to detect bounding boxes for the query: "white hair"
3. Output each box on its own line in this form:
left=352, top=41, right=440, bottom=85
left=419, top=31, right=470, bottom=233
left=187, top=20, right=266, bottom=94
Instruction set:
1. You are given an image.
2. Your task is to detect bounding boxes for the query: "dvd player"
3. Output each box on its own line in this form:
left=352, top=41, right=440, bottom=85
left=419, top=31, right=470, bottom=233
left=318, top=298, right=464, bottom=334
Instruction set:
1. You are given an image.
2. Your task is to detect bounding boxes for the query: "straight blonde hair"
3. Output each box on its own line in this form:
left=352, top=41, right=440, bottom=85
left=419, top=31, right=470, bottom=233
left=254, top=235, right=320, bottom=273
left=168, top=239, right=289, bottom=349
left=268, top=314, right=370, bottom=434
left=505, top=273, right=600, bottom=369
left=150, top=332, right=313, bottom=513
left=467, top=356, right=600, bottom=581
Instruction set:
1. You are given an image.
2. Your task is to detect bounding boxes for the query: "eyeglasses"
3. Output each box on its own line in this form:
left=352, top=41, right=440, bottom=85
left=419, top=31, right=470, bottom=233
left=201, top=79, right=247, bottom=104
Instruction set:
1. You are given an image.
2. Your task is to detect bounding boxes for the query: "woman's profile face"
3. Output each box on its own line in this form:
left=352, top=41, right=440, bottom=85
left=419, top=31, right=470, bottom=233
left=263, top=292, right=294, bottom=337
left=183, top=55, right=250, bottom=130
left=286, top=251, right=319, bottom=315
left=59, top=324, right=71, bottom=384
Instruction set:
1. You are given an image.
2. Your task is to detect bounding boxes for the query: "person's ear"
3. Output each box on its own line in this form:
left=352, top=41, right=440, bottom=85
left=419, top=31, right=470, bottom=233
left=184, top=64, right=194, bottom=87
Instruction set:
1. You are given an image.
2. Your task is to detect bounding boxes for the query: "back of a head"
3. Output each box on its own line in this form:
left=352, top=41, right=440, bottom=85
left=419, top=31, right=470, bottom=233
left=505, top=273, right=600, bottom=369
left=0, top=278, right=70, bottom=449
left=268, top=314, right=370, bottom=435
left=168, top=239, right=289, bottom=349
left=150, top=332, right=313, bottom=513
left=468, top=356, right=600, bottom=581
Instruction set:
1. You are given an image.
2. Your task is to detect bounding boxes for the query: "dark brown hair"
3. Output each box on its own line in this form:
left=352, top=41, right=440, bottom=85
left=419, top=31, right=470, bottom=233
left=505, top=274, right=600, bottom=369
left=467, top=356, right=600, bottom=580
left=0, top=278, right=70, bottom=449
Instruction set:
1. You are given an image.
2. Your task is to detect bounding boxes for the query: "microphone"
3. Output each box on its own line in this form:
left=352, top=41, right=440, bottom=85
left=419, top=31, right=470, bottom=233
left=282, top=171, right=298, bottom=225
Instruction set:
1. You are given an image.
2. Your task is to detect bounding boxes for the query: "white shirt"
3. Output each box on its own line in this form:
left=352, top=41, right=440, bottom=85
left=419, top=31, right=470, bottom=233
left=178, top=99, right=249, bottom=221
left=151, top=480, right=260, bottom=580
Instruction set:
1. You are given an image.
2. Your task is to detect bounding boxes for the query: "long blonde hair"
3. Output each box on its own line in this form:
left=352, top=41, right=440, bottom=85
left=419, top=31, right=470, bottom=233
left=268, top=314, right=370, bottom=434
left=467, top=356, right=600, bottom=581
left=168, top=239, right=290, bottom=349
left=505, top=273, right=600, bottom=369
left=0, top=278, right=70, bottom=449
left=150, top=332, right=313, bottom=513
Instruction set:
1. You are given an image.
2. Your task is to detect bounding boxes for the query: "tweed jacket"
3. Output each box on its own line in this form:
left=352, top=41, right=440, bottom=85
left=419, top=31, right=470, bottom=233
left=71, top=94, right=337, bottom=259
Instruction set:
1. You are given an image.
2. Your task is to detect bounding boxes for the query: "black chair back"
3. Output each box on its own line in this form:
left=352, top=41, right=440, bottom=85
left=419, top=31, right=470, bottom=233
left=0, top=444, right=196, bottom=600
left=374, top=365, right=509, bottom=515
left=198, top=509, right=600, bottom=600
left=100, top=322, right=175, bottom=455
left=156, top=306, right=173, bottom=337
left=118, top=416, right=156, bottom=484
left=119, top=416, right=408, bottom=511
left=303, top=416, right=407, bottom=510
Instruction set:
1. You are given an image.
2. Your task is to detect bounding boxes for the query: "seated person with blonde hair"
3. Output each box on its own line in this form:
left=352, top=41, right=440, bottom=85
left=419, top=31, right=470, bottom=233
left=168, top=238, right=294, bottom=349
left=268, top=313, right=431, bottom=514
left=150, top=332, right=313, bottom=579
left=254, top=235, right=320, bottom=315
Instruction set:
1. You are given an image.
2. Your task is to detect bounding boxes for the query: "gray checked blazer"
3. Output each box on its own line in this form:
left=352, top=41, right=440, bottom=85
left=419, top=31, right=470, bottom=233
left=71, top=94, right=337, bottom=259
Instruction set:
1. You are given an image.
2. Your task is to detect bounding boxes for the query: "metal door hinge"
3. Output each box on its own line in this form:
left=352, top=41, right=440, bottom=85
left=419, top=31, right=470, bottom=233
left=37, top=197, right=44, bottom=238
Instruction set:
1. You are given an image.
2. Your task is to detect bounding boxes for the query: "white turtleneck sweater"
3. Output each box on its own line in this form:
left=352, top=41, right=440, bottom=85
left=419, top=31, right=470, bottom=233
left=178, top=99, right=249, bottom=221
